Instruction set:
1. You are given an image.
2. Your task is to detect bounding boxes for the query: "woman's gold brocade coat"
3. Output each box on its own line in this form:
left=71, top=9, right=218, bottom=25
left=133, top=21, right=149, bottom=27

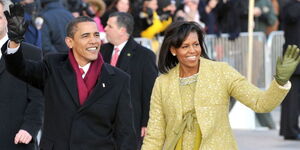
left=142, top=58, right=290, bottom=150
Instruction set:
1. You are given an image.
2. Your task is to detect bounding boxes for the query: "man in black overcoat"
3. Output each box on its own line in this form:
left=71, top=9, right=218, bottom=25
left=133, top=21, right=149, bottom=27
left=2, top=3, right=137, bottom=150
left=0, top=1, right=43, bottom=149
left=101, top=12, right=158, bottom=147
left=279, top=0, right=300, bottom=140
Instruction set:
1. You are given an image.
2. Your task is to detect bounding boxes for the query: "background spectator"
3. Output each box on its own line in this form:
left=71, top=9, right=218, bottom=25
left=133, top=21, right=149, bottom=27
left=12, top=0, right=42, bottom=47
left=101, top=0, right=131, bottom=27
left=216, top=0, right=242, bottom=40
left=0, top=1, right=44, bottom=149
left=39, top=0, right=74, bottom=55
left=279, top=0, right=300, bottom=141
left=175, top=0, right=205, bottom=29
left=240, top=0, right=277, bottom=36
left=199, top=0, right=220, bottom=34
left=101, top=12, right=158, bottom=148
left=85, top=0, right=107, bottom=43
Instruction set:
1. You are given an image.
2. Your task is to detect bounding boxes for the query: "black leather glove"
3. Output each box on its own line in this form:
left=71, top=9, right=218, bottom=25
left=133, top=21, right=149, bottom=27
left=4, top=3, right=28, bottom=43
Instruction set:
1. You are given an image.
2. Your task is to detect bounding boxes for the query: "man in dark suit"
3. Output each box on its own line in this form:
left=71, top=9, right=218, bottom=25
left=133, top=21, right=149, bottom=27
left=279, top=0, right=300, bottom=140
left=0, top=1, right=43, bottom=150
left=101, top=12, right=158, bottom=147
left=3, top=3, right=136, bottom=150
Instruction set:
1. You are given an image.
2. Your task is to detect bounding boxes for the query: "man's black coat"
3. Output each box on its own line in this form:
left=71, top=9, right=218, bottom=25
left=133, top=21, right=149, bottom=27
left=101, top=37, right=158, bottom=137
left=2, top=42, right=137, bottom=150
left=0, top=42, right=44, bottom=150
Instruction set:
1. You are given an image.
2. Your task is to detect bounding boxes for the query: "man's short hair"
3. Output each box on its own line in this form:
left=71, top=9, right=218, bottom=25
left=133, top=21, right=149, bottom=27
left=66, top=16, right=95, bottom=38
left=109, top=12, right=134, bottom=35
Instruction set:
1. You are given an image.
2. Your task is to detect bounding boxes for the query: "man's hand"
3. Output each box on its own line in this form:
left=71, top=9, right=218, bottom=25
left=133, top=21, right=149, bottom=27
left=141, top=127, right=147, bottom=137
left=14, top=129, right=32, bottom=144
left=4, top=3, right=27, bottom=43
left=253, top=7, right=262, bottom=17
left=8, top=40, right=20, bottom=48
left=275, top=45, right=300, bottom=86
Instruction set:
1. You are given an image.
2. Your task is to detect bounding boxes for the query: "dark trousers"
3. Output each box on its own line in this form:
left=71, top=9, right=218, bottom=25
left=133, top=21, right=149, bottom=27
left=280, top=75, right=300, bottom=137
left=137, top=136, right=143, bottom=150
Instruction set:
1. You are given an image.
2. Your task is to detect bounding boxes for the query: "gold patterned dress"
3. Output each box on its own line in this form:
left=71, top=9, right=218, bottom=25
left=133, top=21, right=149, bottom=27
left=177, top=73, right=202, bottom=150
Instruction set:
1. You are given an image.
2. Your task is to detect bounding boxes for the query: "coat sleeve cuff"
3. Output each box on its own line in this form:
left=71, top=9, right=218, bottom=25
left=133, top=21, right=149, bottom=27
left=276, top=80, right=291, bottom=90
left=7, top=40, right=20, bottom=54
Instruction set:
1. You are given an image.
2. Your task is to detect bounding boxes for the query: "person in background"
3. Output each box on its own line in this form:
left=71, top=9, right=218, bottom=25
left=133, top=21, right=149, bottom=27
left=175, top=0, right=205, bottom=29
left=85, top=0, right=107, bottom=43
left=101, top=12, right=158, bottom=148
left=265, top=0, right=279, bottom=35
left=199, top=0, right=220, bottom=34
left=39, top=0, right=73, bottom=55
left=3, top=3, right=137, bottom=149
left=277, top=0, right=292, bottom=30
left=133, top=0, right=172, bottom=53
left=0, top=0, right=44, bottom=150
left=61, top=0, right=81, bottom=17
left=141, top=21, right=299, bottom=149
left=157, top=0, right=177, bottom=21
left=140, top=0, right=172, bottom=39
left=101, top=0, right=131, bottom=27
left=12, top=0, right=42, bottom=47
left=216, top=0, right=243, bottom=40
left=279, top=0, right=300, bottom=140
left=240, top=0, right=277, bottom=35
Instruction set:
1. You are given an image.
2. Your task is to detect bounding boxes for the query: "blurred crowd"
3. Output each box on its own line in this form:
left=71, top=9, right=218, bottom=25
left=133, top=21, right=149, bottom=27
left=11, top=0, right=292, bottom=54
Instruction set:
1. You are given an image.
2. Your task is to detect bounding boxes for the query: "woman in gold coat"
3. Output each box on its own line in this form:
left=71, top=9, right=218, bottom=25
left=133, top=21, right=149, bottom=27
left=141, top=21, right=300, bottom=150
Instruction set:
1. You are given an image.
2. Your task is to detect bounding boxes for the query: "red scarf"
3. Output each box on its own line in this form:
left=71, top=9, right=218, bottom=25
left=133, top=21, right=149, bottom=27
left=68, top=50, right=103, bottom=105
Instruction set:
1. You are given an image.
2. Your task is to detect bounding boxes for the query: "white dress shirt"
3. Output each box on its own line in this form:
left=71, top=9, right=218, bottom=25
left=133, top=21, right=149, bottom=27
left=111, top=41, right=128, bottom=57
left=0, top=35, right=9, bottom=59
left=79, top=63, right=91, bottom=78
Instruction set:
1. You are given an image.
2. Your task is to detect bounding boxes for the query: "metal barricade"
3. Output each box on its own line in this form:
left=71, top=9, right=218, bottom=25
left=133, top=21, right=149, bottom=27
left=204, top=32, right=266, bottom=88
left=265, top=31, right=285, bottom=86
left=134, top=37, right=152, bottom=50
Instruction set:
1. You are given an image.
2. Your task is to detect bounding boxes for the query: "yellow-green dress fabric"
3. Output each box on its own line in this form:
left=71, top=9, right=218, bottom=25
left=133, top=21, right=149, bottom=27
left=141, top=58, right=290, bottom=150
left=175, top=73, right=202, bottom=150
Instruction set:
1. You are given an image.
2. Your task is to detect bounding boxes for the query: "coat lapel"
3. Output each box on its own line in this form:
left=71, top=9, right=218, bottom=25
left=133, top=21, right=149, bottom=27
left=169, top=65, right=183, bottom=121
left=193, top=58, right=214, bottom=138
left=79, top=64, right=113, bottom=112
left=101, top=44, right=114, bottom=63
left=0, top=58, right=5, bottom=75
left=58, top=59, right=80, bottom=106
left=0, top=40, right=8, bottom=75
left=117, top=38, right=136, bottom=72
left=194, top=58, right=212, bottom=106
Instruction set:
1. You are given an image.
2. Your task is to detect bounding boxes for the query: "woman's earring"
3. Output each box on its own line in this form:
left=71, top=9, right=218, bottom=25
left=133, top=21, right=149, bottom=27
left=172, top=53, right=176, bottom=56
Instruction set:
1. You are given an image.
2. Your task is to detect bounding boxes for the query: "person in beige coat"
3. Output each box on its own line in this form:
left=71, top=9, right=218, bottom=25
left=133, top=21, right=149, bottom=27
left=141, top=21, right=300, bottom=150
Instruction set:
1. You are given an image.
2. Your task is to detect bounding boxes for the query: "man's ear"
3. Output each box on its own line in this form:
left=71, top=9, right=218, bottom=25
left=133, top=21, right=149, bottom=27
left=120, top=27, right=128, bottom=35
left=65, top=37, right=73, bottom=49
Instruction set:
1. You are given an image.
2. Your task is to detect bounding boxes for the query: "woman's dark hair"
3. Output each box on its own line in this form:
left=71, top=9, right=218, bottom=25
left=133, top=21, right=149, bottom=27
left=158, top=21, right=209, bottom=74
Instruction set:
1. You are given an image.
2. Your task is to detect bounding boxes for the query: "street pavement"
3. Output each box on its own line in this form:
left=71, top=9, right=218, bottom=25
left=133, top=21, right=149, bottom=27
left=234, top=129, right=300, bottom=150
left=233, top=107, right=300, bottom=150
